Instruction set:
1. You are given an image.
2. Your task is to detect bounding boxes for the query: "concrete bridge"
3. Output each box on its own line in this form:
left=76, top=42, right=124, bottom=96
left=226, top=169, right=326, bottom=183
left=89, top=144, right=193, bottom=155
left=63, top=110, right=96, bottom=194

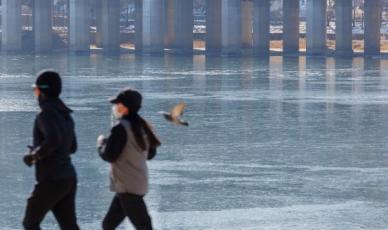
left=1, top=0, right=384, bottom=56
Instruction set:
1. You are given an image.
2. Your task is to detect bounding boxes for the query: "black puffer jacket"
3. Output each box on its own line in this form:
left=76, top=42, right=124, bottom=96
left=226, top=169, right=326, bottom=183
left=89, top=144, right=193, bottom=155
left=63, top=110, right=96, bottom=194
left=33, top=98, right=77, bottom=182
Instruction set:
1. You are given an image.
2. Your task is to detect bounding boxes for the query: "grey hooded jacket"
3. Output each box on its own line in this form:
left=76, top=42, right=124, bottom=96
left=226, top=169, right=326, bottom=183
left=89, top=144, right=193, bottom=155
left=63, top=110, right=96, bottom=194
left=99, top=119, right=151, bottom=195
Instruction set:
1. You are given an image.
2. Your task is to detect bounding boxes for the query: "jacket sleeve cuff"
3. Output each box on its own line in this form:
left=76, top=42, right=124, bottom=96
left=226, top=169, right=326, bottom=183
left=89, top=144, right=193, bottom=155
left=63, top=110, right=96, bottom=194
left=31, top=146, right=42, bottom=161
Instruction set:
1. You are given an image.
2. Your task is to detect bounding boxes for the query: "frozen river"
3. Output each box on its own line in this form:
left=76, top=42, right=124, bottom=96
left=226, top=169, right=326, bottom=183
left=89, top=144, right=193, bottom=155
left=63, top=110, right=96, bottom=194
left=0, top=54, right=388, bottom=229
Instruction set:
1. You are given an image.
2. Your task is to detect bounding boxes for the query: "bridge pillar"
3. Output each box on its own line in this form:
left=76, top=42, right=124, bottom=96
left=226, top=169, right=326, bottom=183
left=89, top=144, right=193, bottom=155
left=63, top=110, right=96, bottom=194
left=95, top=0, right=103, bottom=47
left=135, top=0, right=166, bottom=55
left=101, top=0, right=120, bottom=53
left=1, top=0, right=22, bottom=52
left=69, top=0, right=90, bottom=53
left=165, top=0, right=193, bottom=54
left=34, top=0, right=53, bottom=53
left=283, top=0, right=299, bottom=54
left=253, top=0, right=270, bottom=55
left=206, top=0, right=222, bottom=54
left=306, top=0, right=326, bottom=55
left=364, top=0, right=382, bottom=55
left=221, top=0, right=241, bottom=55
left=206, top=0, right=241, bottom=55
left=241, top=0, right=253, bottom=48
left=335, top=0, right=353, bottom=56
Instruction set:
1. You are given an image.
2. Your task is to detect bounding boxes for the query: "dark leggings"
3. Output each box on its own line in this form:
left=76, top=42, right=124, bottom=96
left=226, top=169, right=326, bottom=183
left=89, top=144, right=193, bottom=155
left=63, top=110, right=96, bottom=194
left=23, top=178, right=79, bottom=230
left=103, top=193, right=152, bottom=230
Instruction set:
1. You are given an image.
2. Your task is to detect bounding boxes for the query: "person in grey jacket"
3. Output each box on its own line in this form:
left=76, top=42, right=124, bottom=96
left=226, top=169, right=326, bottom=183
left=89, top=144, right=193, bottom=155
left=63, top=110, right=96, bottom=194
left=97, top=88, right=161, bottom=230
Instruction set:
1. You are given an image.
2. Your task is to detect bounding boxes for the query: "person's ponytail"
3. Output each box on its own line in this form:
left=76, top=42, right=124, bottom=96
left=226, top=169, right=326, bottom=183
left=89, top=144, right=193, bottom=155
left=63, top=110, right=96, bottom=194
left=129, top=113, right=161, bottom=152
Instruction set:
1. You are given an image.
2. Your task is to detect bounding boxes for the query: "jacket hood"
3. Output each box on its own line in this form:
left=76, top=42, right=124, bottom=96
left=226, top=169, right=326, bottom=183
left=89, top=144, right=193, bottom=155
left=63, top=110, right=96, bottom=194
left=39, top=97, right=73, bottom=114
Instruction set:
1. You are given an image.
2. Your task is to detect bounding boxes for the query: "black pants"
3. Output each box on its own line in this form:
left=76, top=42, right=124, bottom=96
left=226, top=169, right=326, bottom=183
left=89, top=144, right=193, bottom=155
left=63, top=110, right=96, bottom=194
left=103, top=193, right=152, bottom=230
left=23, top=178, right=79, bottom=230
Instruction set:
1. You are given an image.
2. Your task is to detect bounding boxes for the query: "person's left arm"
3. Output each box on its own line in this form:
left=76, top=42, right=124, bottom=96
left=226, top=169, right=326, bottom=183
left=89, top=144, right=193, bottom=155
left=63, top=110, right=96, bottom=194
left=34, top=110, right=63, bottom=160
left=98, top=124, right=127, bottom=163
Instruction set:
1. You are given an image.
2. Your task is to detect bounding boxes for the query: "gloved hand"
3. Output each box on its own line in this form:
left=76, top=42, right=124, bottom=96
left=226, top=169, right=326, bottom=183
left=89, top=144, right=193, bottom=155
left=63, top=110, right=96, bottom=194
left=23, top=146, right=40, bottom=167
left=23, top=154, right=36, bottom=167
left=97, top=134, right=107, bottom=147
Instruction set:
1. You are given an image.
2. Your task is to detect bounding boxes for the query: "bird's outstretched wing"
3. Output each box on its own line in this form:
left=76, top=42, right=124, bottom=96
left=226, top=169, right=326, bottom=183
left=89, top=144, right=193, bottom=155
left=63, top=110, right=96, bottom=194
left=170, top=102, right=186, bottom=118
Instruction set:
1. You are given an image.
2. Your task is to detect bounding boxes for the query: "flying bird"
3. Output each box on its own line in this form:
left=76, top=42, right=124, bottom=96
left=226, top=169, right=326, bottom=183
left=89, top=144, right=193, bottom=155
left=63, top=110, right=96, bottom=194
left=159, top=102, right=189, bottom=126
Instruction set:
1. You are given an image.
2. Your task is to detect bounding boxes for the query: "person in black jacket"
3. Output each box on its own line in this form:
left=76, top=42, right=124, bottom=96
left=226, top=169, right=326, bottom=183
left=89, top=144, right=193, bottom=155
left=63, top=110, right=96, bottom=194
left=22, top=70, right=80, bottom=230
